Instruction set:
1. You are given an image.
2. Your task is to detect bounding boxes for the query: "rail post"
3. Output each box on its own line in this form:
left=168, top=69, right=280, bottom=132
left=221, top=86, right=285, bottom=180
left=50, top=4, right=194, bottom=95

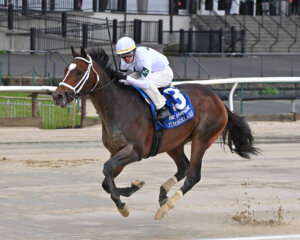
left=169, top=0, right=174, bottom=33
left=50, top=0, right=55, bottom=11
left=179, top=29, right=185, bottom=53
left=112, top=19, right=118, bottom=44
left=41, top=0, right=47, bottom=14
left=231, top=26, right=236, bottom=52
left=292, top=100, right=297, bottom=121
left=219, top=28, right=224, bottom=53
left=62, top=12, right=67, bottom=38
left=31, top=93, right=39, bottom=118
left=133, top=19, right=142, bottom=44
left=93, top=0, right=97, bottom=11
left=81, top=95, right=87, bottom=127
left=8, top=4, right=13, bottom=30
left=82, top=24, right=88, bottom=49
left=117, top=0, right=126, bottom=11
left=74, top=0, right=79, bottom=10
left=7, top=51, right=11, bottom=76
left=32, top=67, right=36, bottom=86
left=241, top=29, right=246, bottom=53
left=0, top=62, right=2, bottom=86
left=22, top=0, right=27, bottom=15
left=188, top=28, right=193, bottom=52
left=48, top=73, right=53, bottom=86
left=209, top=29, right=213, bottom=53
left=158, top=19, right=163, bottom=44
left=99, top=0, right=108, bottom=11
left=30, top=28, right=36, bottom=54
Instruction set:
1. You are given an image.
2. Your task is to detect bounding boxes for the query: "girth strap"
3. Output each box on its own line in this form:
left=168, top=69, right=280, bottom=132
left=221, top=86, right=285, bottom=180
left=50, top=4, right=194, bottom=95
left=148, top=126, right=164, bottom=157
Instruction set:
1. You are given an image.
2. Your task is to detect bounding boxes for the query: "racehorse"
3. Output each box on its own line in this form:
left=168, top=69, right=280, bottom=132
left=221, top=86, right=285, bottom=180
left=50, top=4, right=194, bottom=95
left=52, top=47, right=259, bottom=220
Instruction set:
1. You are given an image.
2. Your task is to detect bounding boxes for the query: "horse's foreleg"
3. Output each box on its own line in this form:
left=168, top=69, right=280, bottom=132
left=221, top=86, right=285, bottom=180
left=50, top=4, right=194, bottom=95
left=159, top=145, right=189, bottom=206
left=102, top=144, right=140, bottom=217
left=102, top=163, right=145, bottom=197
left=155, top=140, right=207, bottom=220
left=102, top=177, right=145, bottom=197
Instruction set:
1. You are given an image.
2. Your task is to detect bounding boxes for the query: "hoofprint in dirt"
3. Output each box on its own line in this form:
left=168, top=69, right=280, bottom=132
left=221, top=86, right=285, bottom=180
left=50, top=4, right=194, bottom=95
left=0, top=121, right=300, bottom=239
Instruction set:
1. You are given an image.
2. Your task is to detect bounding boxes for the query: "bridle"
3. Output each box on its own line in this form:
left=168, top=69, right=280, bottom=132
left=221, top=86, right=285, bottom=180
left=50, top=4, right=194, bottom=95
left=59, top=55, right=100, bottom=99
left=59, top=54, right=118, bottom=101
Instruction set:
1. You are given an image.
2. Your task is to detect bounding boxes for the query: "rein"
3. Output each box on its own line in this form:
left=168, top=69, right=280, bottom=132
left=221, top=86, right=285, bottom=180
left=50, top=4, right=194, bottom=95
left=79, top=75, right=117, bottom=96
left=59, top=55, right=117, bottom=99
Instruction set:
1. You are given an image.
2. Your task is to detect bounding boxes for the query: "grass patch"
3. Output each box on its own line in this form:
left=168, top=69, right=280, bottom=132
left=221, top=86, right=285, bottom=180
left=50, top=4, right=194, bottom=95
left=0, top=92, right=31, bottom=98
left=261, top=86, right=279, bottom=95
left=0, top=97, right=81, bottom=129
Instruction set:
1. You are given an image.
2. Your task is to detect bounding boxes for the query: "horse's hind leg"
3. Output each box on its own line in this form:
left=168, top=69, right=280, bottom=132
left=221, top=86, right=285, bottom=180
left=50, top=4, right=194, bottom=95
left=155, top=111, right=227, bottom=220
left=159, top=144, right=189, bottom=206
left=155, top=139, right=207, bottom=220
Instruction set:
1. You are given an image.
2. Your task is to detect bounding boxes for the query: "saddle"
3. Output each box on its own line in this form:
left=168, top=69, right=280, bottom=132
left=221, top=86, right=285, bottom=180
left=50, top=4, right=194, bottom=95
left=132, top=85, right=195, bottom=157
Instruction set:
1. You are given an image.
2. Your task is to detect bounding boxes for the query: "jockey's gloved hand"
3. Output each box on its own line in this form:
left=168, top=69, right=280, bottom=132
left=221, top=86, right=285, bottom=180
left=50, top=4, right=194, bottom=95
left=116, top=72, right=127, bottom=80
left=119, top=79, right=131, bottom=85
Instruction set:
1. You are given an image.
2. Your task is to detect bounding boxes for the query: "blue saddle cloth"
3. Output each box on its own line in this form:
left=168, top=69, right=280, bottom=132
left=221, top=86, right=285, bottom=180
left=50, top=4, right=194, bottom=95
left=132, top=86, right=196, bottom=131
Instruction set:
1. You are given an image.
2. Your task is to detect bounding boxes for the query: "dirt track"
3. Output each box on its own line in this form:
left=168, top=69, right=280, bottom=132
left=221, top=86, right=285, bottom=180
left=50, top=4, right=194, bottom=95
left=0, top=121, right=300, bottom=240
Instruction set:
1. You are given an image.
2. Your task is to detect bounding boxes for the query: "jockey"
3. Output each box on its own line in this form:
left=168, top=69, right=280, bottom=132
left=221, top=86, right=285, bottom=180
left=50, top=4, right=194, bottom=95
left=115, top=36, right=173, bottom=121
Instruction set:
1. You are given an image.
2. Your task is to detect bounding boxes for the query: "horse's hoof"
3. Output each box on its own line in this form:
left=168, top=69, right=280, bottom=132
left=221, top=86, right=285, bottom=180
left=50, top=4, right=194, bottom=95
left=159, top=197, right=168, bottom=207
left=154, top=204, right=169, bottom=220
left=118, top=204, right=130, bottom=217
left=131, top=180, right=145, bottom=189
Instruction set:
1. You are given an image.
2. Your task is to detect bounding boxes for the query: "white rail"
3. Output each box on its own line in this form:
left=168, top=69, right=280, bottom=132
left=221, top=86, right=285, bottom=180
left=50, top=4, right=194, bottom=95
left=0, top=86, right=57, bottom=93
left=172, top=77, right=300, bottom=111
left=1, top=77, right=300, bottom=111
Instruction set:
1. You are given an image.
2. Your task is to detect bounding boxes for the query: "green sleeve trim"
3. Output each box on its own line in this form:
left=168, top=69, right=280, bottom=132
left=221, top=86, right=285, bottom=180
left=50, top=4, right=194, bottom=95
left=142, top=67, right=149, bottom=77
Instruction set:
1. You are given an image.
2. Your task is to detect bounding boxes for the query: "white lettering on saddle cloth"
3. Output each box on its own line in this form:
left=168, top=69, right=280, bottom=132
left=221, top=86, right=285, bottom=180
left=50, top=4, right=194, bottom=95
left=163, top=88, right=186, bottom=110
left=167, top=105, right=193, bottom=128
left=163, top=87, right=195, bottom=129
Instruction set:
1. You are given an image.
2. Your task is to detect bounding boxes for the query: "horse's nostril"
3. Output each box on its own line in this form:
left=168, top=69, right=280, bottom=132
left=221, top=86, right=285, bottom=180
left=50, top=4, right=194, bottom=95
left=57, top=93, right=64, bottom=100
left=53, top=92, right=64, bottom=100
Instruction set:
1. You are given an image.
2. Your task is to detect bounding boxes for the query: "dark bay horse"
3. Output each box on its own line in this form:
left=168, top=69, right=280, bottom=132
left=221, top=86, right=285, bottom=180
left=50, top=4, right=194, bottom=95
left=53, top=47, right=259, bottom=220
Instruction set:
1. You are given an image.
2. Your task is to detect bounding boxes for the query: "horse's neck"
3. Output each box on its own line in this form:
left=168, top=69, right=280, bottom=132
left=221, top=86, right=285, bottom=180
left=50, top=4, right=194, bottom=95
left=89, top=78, right=123, bottom=124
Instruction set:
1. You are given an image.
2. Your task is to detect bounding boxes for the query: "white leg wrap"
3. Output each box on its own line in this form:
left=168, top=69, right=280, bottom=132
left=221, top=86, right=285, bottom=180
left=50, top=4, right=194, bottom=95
left=154, top=190, right=183, bottom=220
left=167, top=190, right=183, bottom=209
left=162, top=176, right=177, bottom=193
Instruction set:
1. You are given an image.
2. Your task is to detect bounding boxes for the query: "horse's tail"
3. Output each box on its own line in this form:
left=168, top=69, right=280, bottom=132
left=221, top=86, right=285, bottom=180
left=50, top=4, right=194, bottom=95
left=221, top=106, right=260, bottom=159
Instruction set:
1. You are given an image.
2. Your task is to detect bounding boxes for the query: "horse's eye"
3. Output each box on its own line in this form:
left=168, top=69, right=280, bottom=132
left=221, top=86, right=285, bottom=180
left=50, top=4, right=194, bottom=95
left=77, top=70, right=83, bottom=76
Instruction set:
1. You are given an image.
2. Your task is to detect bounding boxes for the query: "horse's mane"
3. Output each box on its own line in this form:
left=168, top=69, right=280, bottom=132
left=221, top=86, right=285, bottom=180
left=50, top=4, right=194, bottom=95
left=88, top=48, right=117, bottom=79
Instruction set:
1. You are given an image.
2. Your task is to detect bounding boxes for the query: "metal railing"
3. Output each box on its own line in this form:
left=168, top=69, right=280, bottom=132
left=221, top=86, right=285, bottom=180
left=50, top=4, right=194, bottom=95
left=1, top=77, right=300, bottom=128
left=0, top=0, right=173, bottom=14
left=179, top=52, right=300, bottom=80
left=0, top=95, right=81, bottom=129
left=4, top=50, right=69, bottom=79
left=173, top=77, right=300, bottom=112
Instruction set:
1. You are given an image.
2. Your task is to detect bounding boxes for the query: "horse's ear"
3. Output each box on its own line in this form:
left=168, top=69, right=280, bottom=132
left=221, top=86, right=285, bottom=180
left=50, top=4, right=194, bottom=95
left=71, top=45, right=78, bottom=58
left=80, top=46, right=87, bottom=58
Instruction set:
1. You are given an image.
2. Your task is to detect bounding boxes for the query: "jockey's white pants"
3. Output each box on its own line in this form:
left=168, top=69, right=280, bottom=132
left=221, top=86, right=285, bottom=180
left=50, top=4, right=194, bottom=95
left=128, top=66, right=173, bottom=110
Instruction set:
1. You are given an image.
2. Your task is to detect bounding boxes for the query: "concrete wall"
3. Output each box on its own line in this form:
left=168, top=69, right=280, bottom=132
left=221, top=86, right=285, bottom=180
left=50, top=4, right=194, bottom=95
left=0, top=28, right=30, bottom=50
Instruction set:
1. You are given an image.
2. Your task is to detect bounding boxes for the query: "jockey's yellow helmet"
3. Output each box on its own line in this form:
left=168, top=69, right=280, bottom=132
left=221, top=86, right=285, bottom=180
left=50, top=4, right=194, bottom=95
left=116, top=37, right=136, bottom=55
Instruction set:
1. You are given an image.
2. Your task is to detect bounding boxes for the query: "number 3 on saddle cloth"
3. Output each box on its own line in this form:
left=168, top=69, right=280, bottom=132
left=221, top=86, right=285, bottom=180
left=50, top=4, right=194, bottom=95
left=132, top=86, right=196, bottom=157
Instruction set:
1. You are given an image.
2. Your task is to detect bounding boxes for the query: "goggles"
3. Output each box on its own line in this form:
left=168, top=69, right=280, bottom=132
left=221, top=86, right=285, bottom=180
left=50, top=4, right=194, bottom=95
left=120, top=51, right=135, bottom=59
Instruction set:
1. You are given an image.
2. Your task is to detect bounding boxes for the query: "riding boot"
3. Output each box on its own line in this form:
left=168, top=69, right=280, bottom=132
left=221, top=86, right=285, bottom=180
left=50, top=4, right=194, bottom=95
left=155, top=106, right=170, bottom=121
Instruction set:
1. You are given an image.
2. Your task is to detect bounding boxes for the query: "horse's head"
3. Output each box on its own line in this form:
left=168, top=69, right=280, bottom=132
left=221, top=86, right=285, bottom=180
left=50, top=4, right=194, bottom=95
left=53, top=46, right=100, bottom=107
